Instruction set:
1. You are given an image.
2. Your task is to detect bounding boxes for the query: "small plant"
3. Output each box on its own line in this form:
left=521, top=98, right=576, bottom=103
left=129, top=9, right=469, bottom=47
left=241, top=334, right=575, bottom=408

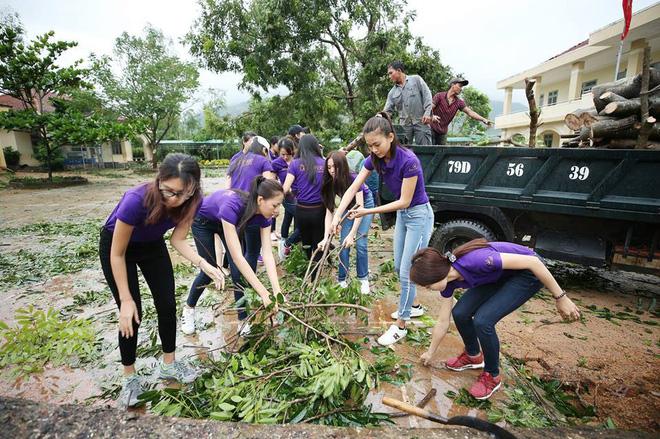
left=445, top=388, right=491, bottom=410
left=577, top=356, right=588, bottom=368
left=0, top=306, right=102, bottom=378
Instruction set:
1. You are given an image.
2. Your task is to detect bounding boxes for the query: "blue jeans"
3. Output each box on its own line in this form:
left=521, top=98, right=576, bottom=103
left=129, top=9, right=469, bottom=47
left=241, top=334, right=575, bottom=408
left=394, top=202, right=434, bottom=320
left=281, top=198, right=300, bottom=247
left=187, top=216, right=261, bottom=320
left=338, top=192, right=375, bottom=282
left=452, top=269, right=543, bottom=376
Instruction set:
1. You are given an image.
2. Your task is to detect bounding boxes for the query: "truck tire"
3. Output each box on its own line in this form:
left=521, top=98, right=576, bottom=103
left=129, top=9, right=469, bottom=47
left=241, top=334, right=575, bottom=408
left=430, top=220, right=497, bottom=254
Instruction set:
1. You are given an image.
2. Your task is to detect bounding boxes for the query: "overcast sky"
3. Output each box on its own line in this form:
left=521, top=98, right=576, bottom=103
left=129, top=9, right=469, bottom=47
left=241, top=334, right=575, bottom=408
left=2, top=0, right=658, bottom=106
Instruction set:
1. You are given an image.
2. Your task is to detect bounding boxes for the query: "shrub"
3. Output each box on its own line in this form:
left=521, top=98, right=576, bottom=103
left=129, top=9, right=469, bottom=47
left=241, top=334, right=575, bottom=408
left=3, top=146, right=20, bottom=167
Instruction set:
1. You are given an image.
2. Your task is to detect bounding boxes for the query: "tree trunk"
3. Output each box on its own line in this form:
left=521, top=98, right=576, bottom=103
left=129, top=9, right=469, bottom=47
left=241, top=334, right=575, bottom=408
left=151, top=143, right=158, bottom=169
left=564, top=113, right=582, bottom=131
left=598, top=91, right=627, bottom=104
left=589, top=115, right=639, bottom=139
left=592, top=67, right=660, bottom=112
left=564, top=109, right=598, bottom=130
left=579, top=111, right=599, bottom=127
left=638, top=47, right=652, bottom=149
left=525, top=78, right=539, bottom=147
left=600, top=96, right=660, bottom=118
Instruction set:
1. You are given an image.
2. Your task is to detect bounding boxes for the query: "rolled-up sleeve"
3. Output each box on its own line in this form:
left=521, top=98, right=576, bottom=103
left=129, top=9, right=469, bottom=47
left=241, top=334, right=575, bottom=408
left=384, top=88, right=395, bottom=114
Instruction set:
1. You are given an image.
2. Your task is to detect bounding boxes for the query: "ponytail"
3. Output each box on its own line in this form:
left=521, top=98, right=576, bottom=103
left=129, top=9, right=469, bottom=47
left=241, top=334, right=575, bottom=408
left=410, top=238, right=491, bottom=286
left=237, top=176, right=284, bottom=234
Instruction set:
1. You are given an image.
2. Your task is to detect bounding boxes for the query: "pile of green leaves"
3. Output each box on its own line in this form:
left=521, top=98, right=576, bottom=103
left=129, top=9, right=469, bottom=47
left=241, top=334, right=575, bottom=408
left=1, top=220, right=100, bottom=287
left=140, top=252, right=400, bottom=426
left=0, top=305, right=102, bottom=378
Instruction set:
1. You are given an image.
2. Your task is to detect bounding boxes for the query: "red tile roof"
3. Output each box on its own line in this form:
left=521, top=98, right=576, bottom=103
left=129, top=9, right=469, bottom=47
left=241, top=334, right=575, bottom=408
left=0, top=92, right=57, bottom=112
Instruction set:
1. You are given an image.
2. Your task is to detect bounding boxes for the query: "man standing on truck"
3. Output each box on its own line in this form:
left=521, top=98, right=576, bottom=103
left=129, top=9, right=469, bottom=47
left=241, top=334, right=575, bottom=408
left=430, top=77, right=493, bottom=145
left=384, top=60, right=433, bottom=145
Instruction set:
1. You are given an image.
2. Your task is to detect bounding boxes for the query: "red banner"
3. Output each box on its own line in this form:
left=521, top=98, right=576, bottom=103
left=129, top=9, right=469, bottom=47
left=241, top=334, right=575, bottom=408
left=621, top=0, right=633, bottom=40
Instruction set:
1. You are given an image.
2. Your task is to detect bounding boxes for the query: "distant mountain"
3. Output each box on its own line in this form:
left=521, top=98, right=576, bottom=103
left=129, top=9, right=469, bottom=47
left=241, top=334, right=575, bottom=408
left=489, top=100, right=528, bottom=119
left=219, top=101, right=250, bottom=116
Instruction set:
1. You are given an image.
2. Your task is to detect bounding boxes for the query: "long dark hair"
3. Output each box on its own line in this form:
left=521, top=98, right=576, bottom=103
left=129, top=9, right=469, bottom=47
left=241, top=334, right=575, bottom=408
left=227, top=137, right=268, bottom=182
left=321, top=151, right=354, bottom=212
left=362, top=111, right=400, bottom=174
left=410, top=238, right=491, bottom=286
left=144, top=153, right=202, bottom=225
left=296, top=134, right=323, bottom=184
left=237, top=176, right=284, bottom=234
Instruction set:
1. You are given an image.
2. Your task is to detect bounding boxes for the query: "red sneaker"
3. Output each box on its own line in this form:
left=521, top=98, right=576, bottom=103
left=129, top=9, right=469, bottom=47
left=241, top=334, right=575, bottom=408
left=445, top=351, right=484, bottom=371
left=469, top=372, right=502, bottom=400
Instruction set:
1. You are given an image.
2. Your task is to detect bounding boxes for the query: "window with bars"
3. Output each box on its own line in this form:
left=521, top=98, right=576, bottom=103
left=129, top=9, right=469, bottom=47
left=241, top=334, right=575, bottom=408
left=111, top=140, right=122, bottom=155
left=539, top=94, right=544, bottom=107
left=543, top=133, right=553, bottom=147
left=581, top=79, right=597, bottom=95
left=547, top=90, right=558, bottom=106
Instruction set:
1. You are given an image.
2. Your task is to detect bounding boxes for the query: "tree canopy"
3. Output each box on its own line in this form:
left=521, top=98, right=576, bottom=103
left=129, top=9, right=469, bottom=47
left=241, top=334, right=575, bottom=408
left=93, top=25, right=200, bottom=167
left=0, top=16, right=134, bottom=179
left=186, top=0, right=479, bottom=139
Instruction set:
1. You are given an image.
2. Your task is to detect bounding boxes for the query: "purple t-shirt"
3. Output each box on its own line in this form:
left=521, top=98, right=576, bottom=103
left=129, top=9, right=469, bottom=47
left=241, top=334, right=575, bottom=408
left=271, top=157, right=289, bottom=184
left=288, top=156, right=325, bottom=204
left=350, top=172, right=372, bottom=202
left=269, top=149, right=279, bottom=161
left=104, top=184, right=176, bottom=242
left=197, top=189, right=272, bottom=228
left=228, top=153, right=274, bottom=193
left=363, top=146, right=429, bottom=207
left=440, top=242, right=538, bottom=298
left=230, top=151, right=243, bottom=163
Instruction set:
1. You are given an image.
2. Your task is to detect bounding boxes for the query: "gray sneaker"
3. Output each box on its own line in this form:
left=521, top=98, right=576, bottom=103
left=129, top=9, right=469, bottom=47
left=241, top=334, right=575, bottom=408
left=117, top=375, right=144, bottom=409
left=158, top=360, right=198, bottom=384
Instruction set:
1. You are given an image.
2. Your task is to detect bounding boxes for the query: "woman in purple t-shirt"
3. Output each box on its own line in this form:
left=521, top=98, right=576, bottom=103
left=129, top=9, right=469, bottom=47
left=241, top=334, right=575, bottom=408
left=410, top=238, right=581, bottom=400
left=227, top=135, right=276, bottom=265
left=183, top=177, right=285, bottom=337
left=282, top=135, right=326, bottom=264
left=99, top=153, right=224, bottom=409
left=332, top=112, right=434, bottom=347
left=318, top=151, right=374, bottom=295
left=273, top=138, right=301, bottom=258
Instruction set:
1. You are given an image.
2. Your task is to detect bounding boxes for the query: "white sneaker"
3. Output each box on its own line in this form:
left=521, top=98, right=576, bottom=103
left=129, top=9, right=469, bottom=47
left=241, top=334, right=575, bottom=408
left=338, top=280, right=348, bottom=289
left=377, top=324, right=407, bottom=346
left=359, top=279, right=370, bottom=295
left=390, top=305, right=424, bottom=320
left=181, top=306, right=196, bottom=335
left=239, top=322, right=251, bottom=336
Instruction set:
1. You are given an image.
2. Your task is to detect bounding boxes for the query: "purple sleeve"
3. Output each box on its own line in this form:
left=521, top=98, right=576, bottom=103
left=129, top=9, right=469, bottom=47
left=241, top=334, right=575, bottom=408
left=261, top=156, right=273, bottom=173
left=402, top=156, right=422, bottom=178
left=432, top=93, right=440, bottom=106
left=217, top=199, right=241, bottom=225
left=287, top=160, right=299, bottom=179
left=259, top=216, right=272, bottom=228
left=458, top=98, right=466, bottom=111
left=440, top=285, right=456, bottom=299
left=115, top=193, right=145, bottom=226
left=363, top=155, right=374, bottom=171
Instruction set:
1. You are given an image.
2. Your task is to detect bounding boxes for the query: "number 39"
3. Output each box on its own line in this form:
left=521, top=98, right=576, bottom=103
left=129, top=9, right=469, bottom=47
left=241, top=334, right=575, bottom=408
left=569, top=166, right=589, bottom=181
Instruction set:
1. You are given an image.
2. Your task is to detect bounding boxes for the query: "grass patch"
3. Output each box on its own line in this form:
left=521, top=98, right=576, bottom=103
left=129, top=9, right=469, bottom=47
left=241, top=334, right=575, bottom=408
left=8, top=175, right=88, bottom=188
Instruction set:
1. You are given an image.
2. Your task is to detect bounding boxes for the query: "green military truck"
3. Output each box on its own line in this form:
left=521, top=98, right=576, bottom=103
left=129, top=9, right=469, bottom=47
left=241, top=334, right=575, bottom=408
left=406, top=145, right=660, bottom=274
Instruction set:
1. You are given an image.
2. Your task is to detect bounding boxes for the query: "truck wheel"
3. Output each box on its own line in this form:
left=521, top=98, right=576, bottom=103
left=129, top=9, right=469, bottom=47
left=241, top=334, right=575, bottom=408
left=430, top=220, right=497, bottom=254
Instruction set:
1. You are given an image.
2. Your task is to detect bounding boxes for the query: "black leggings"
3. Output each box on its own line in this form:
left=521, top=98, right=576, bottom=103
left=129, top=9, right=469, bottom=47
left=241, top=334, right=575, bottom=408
left=99, top=228, right=176, bottom=366
left=295, top=202, right=325, bottom=260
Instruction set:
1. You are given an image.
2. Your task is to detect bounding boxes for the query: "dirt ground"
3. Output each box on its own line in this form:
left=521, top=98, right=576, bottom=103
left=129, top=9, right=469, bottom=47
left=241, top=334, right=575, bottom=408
left=0, top=168, right=658, bottom=433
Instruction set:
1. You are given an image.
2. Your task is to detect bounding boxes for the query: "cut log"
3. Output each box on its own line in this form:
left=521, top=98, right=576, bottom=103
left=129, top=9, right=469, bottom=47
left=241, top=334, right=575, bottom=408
left=638, top=47, right=652, bottom=149
left=586, top=115, right=639, bottom=139
left=579, top=111, right=599, bottom=127
left=600, top=95, right=660, bottom=118
left=598, top=91, right=627, bottom=104
left=592, top=67, right=660, bottom=112
left=564, top=109, right=597, bottom=131
left=564, top=113, right=582, bottom=131
left=604, top=138, right=640, bottom=149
